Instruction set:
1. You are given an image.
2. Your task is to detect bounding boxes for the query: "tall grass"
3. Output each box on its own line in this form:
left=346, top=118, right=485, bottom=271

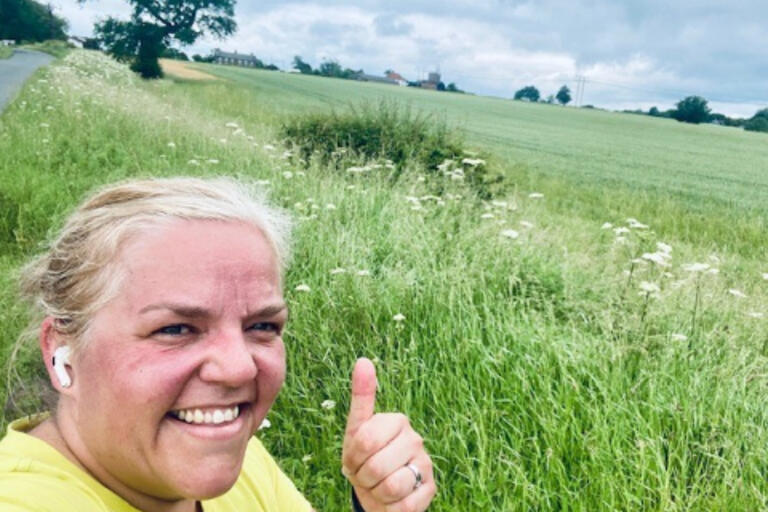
left=0, top=47, right=13, bottom=60
left=2, top=51, right=768, bottom=510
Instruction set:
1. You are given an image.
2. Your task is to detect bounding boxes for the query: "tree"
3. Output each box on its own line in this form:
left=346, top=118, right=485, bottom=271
left=672, top=95, right=711, bottom=124
left=648, top=106, right=661, bottom=117
left=0, top=0, right=68, bottom=41
left=556, top=85, right=571, bottom=106
left=292, top=55, right=313, bottom=74
left=93, top=0, right=236, bottom=79
left=446, top=82, right=463, bottom=93
left=514, top=85, right=540, bottom=102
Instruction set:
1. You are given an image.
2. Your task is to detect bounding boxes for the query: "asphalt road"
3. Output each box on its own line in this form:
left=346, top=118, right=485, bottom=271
left=0, top=49, right=54, bottom=111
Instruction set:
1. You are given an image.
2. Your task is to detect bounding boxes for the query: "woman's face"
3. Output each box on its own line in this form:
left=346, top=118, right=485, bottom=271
left=58, top=219, right=287, bottom=502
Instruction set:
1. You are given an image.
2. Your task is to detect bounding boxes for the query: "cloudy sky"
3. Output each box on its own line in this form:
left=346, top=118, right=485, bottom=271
left=55, top=0, right=766, bottom=117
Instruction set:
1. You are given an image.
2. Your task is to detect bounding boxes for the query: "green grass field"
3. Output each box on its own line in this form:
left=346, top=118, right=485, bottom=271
left=1, top=51, right=768, bottom=510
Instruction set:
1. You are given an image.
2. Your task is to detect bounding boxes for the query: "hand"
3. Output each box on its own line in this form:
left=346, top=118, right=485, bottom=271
left=341, top=358, right=436, bottom=511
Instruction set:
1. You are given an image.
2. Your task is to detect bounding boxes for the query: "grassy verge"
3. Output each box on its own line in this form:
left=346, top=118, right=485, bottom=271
left=0, top=46, right=13, bottom=59
left=21, top=40, right=71, bottom=58
left=1, top=51, right=768, bottom=510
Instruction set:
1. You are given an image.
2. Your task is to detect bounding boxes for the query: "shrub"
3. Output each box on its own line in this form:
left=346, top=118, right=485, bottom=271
left=744, top=117, right=768, bottom=133
left=280, top=100, right=505, bottom=198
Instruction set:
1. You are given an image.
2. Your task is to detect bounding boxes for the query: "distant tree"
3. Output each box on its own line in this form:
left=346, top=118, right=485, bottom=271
left=93, top=0, right=236, bottom=79
left=672, top=95, right=711, bottom=124
left=648, top=106, right=661, bottom=117
left=752, top=108, right=768, bottom=121
left=192, top=53, right=214, bottom=63
left=292, top=55, right=313, bottom=74
left=744, top=117, right=768, bottom=133
left=82, top=36, right=102, bottom=50
left=446, top=82, right=463, bottom=93
left=555, top=85, right=571, bottom=105
left=514, top=85, right=540, bottom=102
left=544, top=94, right=555, bottom=104
left=160, top=47, right=189, bottom=61
left=437, top=81, right=446, bottom=91
left=0, top=0, right=68, bottom=41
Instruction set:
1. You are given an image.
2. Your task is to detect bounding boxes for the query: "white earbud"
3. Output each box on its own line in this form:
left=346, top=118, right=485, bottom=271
left=52, top=346, right=72, bottom=388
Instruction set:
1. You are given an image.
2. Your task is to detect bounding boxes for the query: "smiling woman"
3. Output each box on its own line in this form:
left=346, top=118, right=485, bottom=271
left=0, top=177, right=435, bottom=512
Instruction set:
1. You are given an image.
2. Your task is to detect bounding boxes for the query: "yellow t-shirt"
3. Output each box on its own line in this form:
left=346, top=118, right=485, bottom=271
left=0, top=415, right=312, bottom=512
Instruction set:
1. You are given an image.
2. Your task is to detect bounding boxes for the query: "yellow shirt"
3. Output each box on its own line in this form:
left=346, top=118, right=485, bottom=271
left=0, top=415, right=312, bottom=512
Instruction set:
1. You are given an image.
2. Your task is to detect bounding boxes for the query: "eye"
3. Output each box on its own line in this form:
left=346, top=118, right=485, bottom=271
left=154, top=324, right=194, bottom=336
left=247, top=322, right=281, bottom=334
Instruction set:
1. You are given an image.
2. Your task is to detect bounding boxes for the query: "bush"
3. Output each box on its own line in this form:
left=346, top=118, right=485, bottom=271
left=280, top=101, right=505, bottom=198
left=744, top=117, right=768, bottom=133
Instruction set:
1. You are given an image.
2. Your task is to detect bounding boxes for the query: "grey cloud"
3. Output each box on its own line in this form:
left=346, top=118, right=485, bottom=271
left=373, top=15, right=413, bottom=36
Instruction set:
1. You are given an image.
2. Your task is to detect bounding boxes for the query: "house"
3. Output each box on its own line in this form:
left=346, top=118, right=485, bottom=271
left=212, top=49, right=261, bottom=67
left=352, top=72, right=398, bottom=85
left=1, top=40, right=15, bottom=46
left=419, top=71, right=441, bottom=90
left=385, top=71, right=408, bottom=86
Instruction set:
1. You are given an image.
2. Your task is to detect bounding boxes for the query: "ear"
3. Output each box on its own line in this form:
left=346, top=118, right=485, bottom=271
left=40, top=317, right=75, bottom=394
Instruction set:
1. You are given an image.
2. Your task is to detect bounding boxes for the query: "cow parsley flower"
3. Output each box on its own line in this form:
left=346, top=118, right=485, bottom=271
left=258, top=418, right=271, bottom=430
left=393, top=313, right=406, bottom=322
left=682, top=262, right=710, bottom=273
left=528, top=192, right=544, bottom=199
left=500, top=229, right=519, bottom=239
left=330, top=268, right=346, bottom=275
left=639, top=281, right=660, bottom=294
left=728, top=289, right=747, bottom=299
left=321, top=400, right=336, bottom=410
left=670, top=333, right=688, bottom=342
left=601, top=222, right=613, bottom=229
left=295, top=284, right=311, bottom=292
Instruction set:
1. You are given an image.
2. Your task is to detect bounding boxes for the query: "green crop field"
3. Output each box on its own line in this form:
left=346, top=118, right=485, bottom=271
left=1, top=51, right=767, bottom=510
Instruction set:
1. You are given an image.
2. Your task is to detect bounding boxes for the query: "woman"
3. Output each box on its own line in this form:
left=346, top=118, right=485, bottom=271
left=0, top=177, right=435, bottom=511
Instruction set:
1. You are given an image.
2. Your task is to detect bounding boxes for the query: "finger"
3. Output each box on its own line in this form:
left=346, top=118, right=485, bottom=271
left=345, top=357, right=377, bottom=436
left=351, top=428, right=423, bottom=489
left=355, top=470, right=437, bottom=512
left=370, top=458, right=431, bottom=505
left=343, top=412, right=407, bottom=476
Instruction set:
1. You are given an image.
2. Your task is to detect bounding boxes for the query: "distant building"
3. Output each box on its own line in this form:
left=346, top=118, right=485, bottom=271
left=1, top=40, right=15, bottom=46
left=352, top=72, right=398, bottom=85
left=385, top=71, right=408, bottom=86
left=420, top=71, right=441, bottom=90
left=212, top=49, right=261, bottom=67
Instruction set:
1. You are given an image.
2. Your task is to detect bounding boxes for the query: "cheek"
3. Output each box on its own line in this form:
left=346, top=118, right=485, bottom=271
left=257, top=342, right=286, bottom=393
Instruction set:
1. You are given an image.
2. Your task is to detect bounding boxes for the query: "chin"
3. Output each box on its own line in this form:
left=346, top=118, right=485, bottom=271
left=180, top=470, right=242, bottom=501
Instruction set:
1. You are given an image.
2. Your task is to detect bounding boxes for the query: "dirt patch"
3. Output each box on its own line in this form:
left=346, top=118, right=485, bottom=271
left=160, top=59, right=219, bottom=81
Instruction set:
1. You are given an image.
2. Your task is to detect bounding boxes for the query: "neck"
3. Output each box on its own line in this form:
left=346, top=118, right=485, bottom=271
left=29, top=416, right=199, bottom=512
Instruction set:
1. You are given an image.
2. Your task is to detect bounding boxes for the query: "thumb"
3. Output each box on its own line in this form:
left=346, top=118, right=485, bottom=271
left=345, top=357, right=377, bottom=435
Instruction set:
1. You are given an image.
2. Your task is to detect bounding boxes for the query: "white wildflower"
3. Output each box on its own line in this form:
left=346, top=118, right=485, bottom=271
left=728, top=289, right=747, bottom=299
left=671, top=333, right=688, bottom=342
left=747, top=311, right=764, bottom=319
left=321, top=400, right=336, bottom=410
left=528, top=192, right=544, bottom=199
left=500, top=229, right=519, bottom=239
left=492, top=200, right=508, bottom=208
left=255, top=179, right=270, bottom=186
left=167, top=142, right=176, bottom=148
left=615, top=236, right=627, bottom=244
left=218, top=138, right=228, bottom=144
left=627, top=218, right=649, bottom=229
left=187, top=159, right=200, bottom=166
left=601, top=222, right=613, bottom=229
left=461, top=158, right=486, bottom=167
left=416, top=176, right=426, bottom=182
left=392, top=313, right=406, bottom=322
left=520, top=221, right=534, bottom=229
left=762, top=273, right=768, bottom=281
left=656, top=242, right=672, bottom=254
left=480, top=213, right=495, bottom=219
left=682, top=262, right=710, bottom=273
left=330, top=268, right=346, bottom=275
left=614, top=227, right=630, bottom=235
left=225, top=122, right=239, bottom=128
left=282, top=171, right=293, bottom=179
left=356, top=270, right=371, bottom=276
left=40, top=123, right=49, bottom=128
left=263, top=144, right=275, bottom=151
left=258, top=418, right=271, bottom=430
left=641, top=252, right=670, bottom=267
left=706, top=268, right=719, bottom=275
left=206, top=159, right=219, bottom=164
left=638, top=281, right=660, bottom=294
left=294, top=284, right=311, bottom=292
left=302, top=455, right=312, bottom=463
left=325, top=204, right=336, bottom=210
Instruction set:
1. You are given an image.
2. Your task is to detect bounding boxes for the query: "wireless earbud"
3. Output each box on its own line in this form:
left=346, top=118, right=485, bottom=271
left=52, top=346, right=72, bottom=388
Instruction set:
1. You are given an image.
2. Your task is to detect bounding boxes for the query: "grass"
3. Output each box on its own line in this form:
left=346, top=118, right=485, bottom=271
left=0, top=46, right=13, bottom=60
left=21, top=40, right=71, bottom=58
left=1, top=51, right=768, bottom=510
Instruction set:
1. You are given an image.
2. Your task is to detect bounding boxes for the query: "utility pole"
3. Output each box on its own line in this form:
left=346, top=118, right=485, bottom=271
left=574, top=75, right=587, bottom=107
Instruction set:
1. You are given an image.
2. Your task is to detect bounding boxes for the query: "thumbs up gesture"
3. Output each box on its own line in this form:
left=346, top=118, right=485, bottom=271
left=341, top=358, right=436, bottom=511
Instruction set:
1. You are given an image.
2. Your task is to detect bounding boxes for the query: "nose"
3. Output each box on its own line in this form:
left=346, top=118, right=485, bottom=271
left=199, top=328, right=258, bottom=387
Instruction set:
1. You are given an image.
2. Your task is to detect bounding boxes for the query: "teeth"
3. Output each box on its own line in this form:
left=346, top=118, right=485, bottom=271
left=172, top=405, right=241, bottom=425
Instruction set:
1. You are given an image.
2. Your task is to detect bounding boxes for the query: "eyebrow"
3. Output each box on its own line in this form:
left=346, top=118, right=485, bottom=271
left=138, top=302, right=287, bottom=318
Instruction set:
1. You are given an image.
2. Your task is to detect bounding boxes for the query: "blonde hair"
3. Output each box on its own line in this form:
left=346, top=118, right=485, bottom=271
left=15, top=176, right=292, bottom=359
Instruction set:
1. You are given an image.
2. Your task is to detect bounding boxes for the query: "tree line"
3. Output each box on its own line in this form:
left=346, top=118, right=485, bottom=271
left=0, top=0, right=68, bottom=42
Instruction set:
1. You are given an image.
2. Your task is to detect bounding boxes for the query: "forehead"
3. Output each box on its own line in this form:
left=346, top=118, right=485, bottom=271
left=115, top=220, right=282, bottom=309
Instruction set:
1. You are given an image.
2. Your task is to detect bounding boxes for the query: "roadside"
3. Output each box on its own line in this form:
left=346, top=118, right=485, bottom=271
left=0, top=46, right=13, bottom=59
left=0, top=49, right=54, bottom=111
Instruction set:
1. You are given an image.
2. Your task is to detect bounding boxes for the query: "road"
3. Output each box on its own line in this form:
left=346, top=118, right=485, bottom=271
left=0, top=49, right=54, bottom=111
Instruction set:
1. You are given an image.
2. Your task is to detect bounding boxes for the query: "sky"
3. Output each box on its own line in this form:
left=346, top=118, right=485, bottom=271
left=53, top=0, right=767, bottom=118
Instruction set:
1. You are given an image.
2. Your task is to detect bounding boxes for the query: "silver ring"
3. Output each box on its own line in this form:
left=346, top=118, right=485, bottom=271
left=405, top=463, right=423, bottom=490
